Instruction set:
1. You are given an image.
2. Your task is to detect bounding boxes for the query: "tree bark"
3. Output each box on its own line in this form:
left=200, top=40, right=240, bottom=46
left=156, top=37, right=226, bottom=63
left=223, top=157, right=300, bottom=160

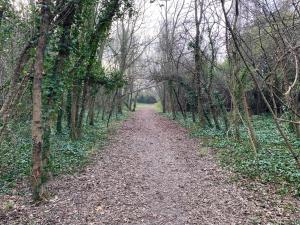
left=133, top=92, right=138, bottom=112
left=87, top=94, right=96, bottom=125
left=77, top=78, right=89, bottom=136
left=0, top=40, right=36, bottom=122
left=116, top=88, right=123, bottom=114
left=194, top=0, right=206, bottom=128
left=53, top=4, right=76, bottom=134
left=70, top=81, right=81, bottom=139
left=168, top=81, right=176, bottom=120
left=31, top=0, right=51, bottom=201
left=221, top=0, right=300, bottom=168
left=162, top=82, right=166, bottom=113
left=66, top=90, right=72, bottom=128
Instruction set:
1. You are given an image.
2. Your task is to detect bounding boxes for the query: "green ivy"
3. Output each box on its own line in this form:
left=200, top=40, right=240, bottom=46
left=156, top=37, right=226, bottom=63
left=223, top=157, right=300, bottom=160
left=164, top=112, right=300, bottom=197
left=0, top=112, right=128, bottom=194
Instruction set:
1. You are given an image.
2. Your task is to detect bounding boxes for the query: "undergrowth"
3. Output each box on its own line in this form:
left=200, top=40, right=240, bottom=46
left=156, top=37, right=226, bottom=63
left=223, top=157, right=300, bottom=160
left=0, top=112, right=128, bottom=194
left=164, top=112, right=300, bottom=197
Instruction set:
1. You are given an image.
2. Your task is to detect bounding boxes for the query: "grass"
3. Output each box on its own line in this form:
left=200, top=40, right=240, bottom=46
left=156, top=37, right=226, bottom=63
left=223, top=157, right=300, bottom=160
left=153, top=101, right=163, bottom=112
left=136, top=103, right=156, bottom=109
left=164, top=112, right=300, bottom=197
left=136, top=101, right=163, bottom=112
left=0, top=111, right=128, bottom=194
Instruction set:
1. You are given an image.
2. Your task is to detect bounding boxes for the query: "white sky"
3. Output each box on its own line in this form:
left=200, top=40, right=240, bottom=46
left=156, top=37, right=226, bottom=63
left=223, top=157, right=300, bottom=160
left=12, top=0, right=227, bottom=62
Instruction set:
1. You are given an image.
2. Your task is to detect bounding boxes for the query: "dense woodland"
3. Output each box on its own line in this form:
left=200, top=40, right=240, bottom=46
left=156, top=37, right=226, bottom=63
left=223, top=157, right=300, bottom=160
left=0, top=0, right=300, bottom=201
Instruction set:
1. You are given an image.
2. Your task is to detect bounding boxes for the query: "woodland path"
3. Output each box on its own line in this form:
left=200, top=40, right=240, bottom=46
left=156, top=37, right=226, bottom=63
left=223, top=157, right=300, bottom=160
left=2, top=107, right=300, bottom=224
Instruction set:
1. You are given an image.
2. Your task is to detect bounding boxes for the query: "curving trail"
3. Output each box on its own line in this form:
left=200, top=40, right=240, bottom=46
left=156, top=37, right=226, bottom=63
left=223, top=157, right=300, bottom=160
left=2, top=108, right=299, bottom=224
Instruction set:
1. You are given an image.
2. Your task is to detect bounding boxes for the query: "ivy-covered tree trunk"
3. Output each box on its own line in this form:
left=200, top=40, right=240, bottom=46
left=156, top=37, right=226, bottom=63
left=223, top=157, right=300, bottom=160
left=196, top=81, right=206, bottom=127
left=77, top=78, right=89, bottom=136
left=70, top=81, right=81, bottom=139
left=54, top=4, right=76, bottom=134
left=216, top=94, right=229, bottom=131
left=207, top=93, right=220, bottom=130
left=87, top=85, right=97, bottom=126
left=194, top=0, right=206, bottom=128
left=231, top=0, right=259, bottom=153
left=42, top=3, right=77, bottom=184
left=168, top=81, right=176, bottom=120
left=66, top=90, right=72, bottom=128
left=56, top=97, right=64, bottom=133
left=31, top=0, right=51, bottom=201
left=75, top=0, right=120, bottom=137
left=87, top=96, right=96, bottom=125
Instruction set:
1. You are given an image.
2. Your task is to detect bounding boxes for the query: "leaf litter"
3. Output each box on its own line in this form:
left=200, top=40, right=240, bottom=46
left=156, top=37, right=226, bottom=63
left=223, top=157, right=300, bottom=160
left=0, top=108, right=299, bottom=224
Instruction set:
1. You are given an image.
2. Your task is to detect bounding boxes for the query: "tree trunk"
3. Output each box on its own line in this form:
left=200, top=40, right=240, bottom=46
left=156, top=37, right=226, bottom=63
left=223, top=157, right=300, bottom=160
left=194, top=0, right=206, bottom=128
left=0, top=40, right=35, bottom=122
left=70, top=81, right=80, bottom=139
left=221, top=0, right=300, bottom=167
left=129, top=83, right=133, bottom=111
left=0, top=9, right=3, bottom=25
left=207, top=93, right=220, bottom=130
left=107, top=90, right=118, bottom=127
left=230, top=91, right=241, bottom=141
left=88, top=94, right=96, bottom=126
left=56, top=96, right=64, bottom=133
left=173, top=87, right=186, bottom=119
left=162, top=82, right=166, bottom=113
left=31, top=0, right=50, bottom=201
left=197, top=84, right=206, bottom=127
left=116, top=89, right=123, bottom=114
left=53, top=4, right=76, bottom=134
left=169, top=81, right=176, bottom=120
left=101, top=97, right=107, bottom=120
left=241, top=91, right=260, bottom=153
left=292, top=92, right=300, bottom=138
left=133, top=92, right=138, bottom=112
left=66, top=90, right=72, bottom=128
left=77, top=78, right=89, bottom=136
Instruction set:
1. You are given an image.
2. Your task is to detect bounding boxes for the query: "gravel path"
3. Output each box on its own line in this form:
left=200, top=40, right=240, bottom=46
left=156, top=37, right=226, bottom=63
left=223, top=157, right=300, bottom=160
left=1, top=108, right=299, bottom=224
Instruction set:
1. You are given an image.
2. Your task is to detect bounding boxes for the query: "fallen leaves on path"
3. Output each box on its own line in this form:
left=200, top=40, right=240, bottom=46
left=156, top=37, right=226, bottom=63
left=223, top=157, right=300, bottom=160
left=1, top=108, right=299, bottom=224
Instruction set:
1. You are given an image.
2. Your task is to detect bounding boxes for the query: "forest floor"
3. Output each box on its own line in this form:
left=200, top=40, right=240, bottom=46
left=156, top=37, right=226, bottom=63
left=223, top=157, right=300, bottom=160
left=1, top=107, right=300, bottom=225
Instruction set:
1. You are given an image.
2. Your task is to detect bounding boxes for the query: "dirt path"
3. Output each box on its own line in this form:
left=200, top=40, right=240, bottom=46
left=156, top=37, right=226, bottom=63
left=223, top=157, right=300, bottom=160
left=2, top=108, right=300, bottom=224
